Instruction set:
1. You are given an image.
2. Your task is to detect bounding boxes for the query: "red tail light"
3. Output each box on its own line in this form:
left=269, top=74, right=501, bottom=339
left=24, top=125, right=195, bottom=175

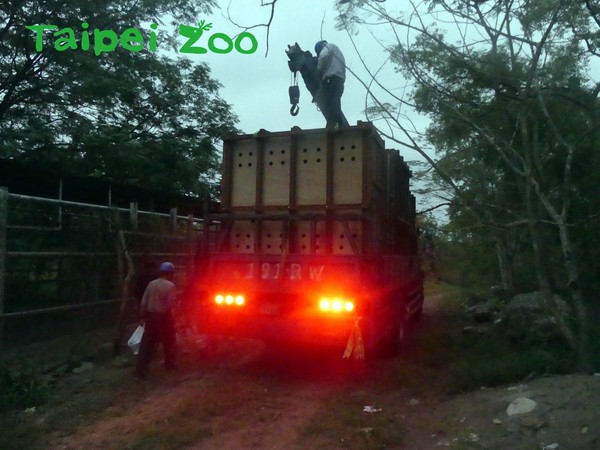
left=318, top=296, right=355, bottom=314
left=214, top=293, right=245, bottom=307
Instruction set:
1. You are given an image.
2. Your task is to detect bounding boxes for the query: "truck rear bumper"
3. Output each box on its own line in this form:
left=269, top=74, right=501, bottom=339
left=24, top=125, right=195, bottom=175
left=199, top=312, right=358, bottom=347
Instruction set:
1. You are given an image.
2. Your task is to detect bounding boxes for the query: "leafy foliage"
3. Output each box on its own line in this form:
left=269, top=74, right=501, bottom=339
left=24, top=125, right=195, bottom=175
left=0, top=0, right=237, bottom=195
left=0, top=362, right=49, bottom=412
left=404, top=5, right=599, bottom=288
left=335, top=0, right=600, bottom=368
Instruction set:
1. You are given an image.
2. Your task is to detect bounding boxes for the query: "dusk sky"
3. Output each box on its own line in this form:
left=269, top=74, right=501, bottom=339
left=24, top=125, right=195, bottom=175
left=195, top=1, right=425, bottom=151
left=178, top=1, right=441, bottom=214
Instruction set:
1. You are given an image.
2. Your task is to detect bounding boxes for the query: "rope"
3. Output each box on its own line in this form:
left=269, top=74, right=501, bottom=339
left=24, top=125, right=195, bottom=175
left=343, top=318, right=365, bottom=360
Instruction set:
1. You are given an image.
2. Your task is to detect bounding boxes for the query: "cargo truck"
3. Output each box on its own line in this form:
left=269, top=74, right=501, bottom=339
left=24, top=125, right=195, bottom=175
left=192, top=122, right=423, bottom=357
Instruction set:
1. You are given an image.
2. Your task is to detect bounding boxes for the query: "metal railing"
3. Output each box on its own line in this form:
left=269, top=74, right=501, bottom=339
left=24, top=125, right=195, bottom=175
left=0, top=185, right=203, bottom=347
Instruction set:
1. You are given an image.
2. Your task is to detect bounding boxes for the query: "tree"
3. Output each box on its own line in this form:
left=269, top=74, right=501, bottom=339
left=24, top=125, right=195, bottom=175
left=333, top=0, right=600, bottom=369
left=1, top=0, right=237, bottom=195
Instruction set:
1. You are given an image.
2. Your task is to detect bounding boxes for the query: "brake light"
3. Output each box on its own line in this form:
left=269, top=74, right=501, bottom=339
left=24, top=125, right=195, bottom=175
left=214, top=293, right=245, bottom=307
left=318, top=296, right=355, bottom=314
left=332, top=299, right=342, bottom=312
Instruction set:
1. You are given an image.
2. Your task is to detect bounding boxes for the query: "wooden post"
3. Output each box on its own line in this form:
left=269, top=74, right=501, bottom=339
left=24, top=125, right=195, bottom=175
left=170, top=208, right=178, bottom=233
left=58, top=177, right=63, bottom=230
left=0, top=187, right=8, bottom=348
left=187, top=214, right=195, bottom=274
left=113, top=229, right=135, bottom=355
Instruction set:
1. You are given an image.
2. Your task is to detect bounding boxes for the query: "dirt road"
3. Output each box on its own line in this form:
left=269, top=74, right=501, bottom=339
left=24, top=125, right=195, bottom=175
left=2, top=291, right=599, bottom=449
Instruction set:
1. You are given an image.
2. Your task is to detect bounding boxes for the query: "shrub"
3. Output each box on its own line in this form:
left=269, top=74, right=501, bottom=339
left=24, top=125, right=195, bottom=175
left=0, top=362, right=49, bottom=412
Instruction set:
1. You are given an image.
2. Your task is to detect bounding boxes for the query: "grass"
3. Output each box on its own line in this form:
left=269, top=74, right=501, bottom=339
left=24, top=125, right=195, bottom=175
left=0, top=367, right=268, bottom=450
left=423, top=277, right=464, bottom=298
left=123, top=375, right=271, bottom=449
left=127, top=418, right=213, bottom=450
left=448, top=339, right=572, bottom=391
left=298, top=278, right=581, bottom=448
left=400, top=278, right=577, bottom=394
left=299, top=392, right=406, bottom=450
left=0, top=278, right=588, bottom=449
left=0, top=362, right=133, bottom=450
left=588, top=323, right=600, bottom=372
left=0, top=361, right=50, bottom=413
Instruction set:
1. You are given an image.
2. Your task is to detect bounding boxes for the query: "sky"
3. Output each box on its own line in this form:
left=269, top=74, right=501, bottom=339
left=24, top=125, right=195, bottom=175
left=188, top=1, right=426, bottom=155
left=202, top=1, right=378, bottom=133
left=174, top=0, right=438, bottom=215
left=161, top=1, right=600, bottom=220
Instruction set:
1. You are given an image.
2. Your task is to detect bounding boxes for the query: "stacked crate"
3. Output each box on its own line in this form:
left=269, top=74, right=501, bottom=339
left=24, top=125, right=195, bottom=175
left=219, top=122, right=415, bottom=257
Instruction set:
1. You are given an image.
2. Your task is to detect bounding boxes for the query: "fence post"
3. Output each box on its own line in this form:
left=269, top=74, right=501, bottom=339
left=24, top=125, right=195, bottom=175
left=130, top=202, right=138, bottom=231
left=170, top=208, right=178, bottom=233
left=187, top=214, right=195, bottom=275
left=0, top=187, right=8, bottom=349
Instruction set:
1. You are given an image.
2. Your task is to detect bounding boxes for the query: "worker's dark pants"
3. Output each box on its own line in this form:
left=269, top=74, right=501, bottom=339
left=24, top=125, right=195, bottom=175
left=135, top=311, right=176, bottom=377
left=322, top=76, right=345, bottom=128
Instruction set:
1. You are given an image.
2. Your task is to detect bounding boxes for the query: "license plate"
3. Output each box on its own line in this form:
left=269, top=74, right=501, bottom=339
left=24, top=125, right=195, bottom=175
left=260, top=304, right=280, bottom=315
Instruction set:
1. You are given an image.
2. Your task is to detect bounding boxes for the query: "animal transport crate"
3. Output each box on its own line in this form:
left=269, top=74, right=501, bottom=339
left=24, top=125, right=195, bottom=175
left=215, top=122, right=415, bottom=257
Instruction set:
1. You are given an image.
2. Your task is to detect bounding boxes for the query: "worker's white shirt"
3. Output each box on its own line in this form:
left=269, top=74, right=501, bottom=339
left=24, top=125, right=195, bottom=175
left=317, top=43, right=346, bottom=80
left=140, top=278, right=177, bottom=314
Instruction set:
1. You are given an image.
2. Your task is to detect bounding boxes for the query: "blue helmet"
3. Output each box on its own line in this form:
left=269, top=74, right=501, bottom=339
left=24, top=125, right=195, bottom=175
left=159, top=262, right=175, bottom=273
left=315, top=40, right=327, bottom=55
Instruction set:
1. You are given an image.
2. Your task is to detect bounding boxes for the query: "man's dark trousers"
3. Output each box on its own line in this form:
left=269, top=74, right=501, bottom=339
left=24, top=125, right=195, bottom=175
left=135, top=311, right=176, bottom=377
left=323, top=76, right=345, bottom=128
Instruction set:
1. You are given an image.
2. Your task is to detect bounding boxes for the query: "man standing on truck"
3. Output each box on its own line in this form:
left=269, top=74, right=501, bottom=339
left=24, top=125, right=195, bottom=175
left=315, top=40, right=346, bottom=128
left=134, top=261, right=178, bottom=380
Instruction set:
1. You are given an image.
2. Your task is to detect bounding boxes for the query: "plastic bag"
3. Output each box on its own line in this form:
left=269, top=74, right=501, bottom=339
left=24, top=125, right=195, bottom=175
left=127, top=325, right=144, bottom=355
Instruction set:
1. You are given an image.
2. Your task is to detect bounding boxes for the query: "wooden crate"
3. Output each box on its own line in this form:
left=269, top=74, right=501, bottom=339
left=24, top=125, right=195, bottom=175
left=222, top=122, right=386, bottom=211
left=218, top=122, right=414, bottom=256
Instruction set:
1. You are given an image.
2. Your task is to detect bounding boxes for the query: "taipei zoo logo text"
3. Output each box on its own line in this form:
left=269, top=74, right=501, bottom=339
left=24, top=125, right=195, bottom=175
left=25, top=20, right=257, bottom=56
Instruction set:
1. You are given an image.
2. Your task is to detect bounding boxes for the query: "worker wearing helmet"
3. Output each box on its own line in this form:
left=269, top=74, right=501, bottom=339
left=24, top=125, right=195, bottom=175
left=315, top=40, right=346, bottom=128
left=134, top=261, right=178, bottom=380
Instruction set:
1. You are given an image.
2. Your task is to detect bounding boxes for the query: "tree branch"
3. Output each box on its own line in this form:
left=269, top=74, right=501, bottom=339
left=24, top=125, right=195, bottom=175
left=223, top=0, right=278, bottom=57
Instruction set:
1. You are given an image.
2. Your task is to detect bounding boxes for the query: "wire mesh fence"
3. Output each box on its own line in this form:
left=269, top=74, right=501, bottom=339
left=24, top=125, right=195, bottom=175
left=0, top=186, right=203, bottom=348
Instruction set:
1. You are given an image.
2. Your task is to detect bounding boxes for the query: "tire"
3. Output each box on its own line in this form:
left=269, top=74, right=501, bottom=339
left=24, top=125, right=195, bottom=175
left=413, top=303, right=423, bottom=323
left=373, top=313, right=406, bottom=359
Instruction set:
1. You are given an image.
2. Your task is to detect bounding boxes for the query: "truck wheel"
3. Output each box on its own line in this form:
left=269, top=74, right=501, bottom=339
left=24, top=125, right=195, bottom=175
left=413, top=303, right=423, bottom=323
left=376, top=315, right=407, bottom=359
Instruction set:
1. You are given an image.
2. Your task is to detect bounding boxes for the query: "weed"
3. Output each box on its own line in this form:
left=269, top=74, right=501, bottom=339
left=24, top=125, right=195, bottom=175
left=447, top=340, right=573, bottom=393
left=127, top=422, right=212, bottom=450
left=587, top=322, right=600, bottom=372
left=0, top=361, right=49, bottom=412
left=300, top=393, right=406, bottom=449
left=123, top=376, right=266, bottom=449
left=389, top=280, right=577, bottom=394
